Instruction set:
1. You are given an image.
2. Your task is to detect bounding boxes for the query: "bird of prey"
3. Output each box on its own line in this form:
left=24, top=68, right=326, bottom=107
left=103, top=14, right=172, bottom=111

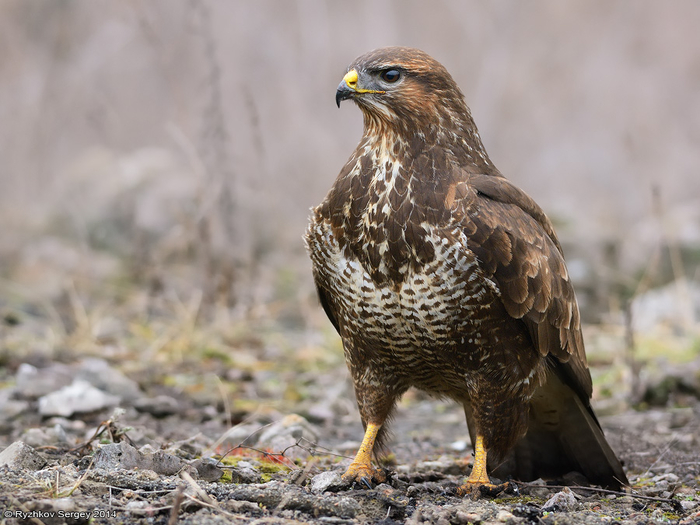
left=305, top=47, right=628, bottom=494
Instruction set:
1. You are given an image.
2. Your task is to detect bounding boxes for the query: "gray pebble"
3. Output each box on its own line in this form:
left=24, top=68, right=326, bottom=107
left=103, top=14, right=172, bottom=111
left=310, top=470, right=344, bottom=494
left=542, top=487, right=578, bottom=512
left=191, top=458, right=224, bottom=482
left=133, top=395, right=181, bottom=417
left=0, top=441, right=46, bottom=471
left=229, top=464, right=262, bottom=484
left=38, top=380, right=120, bottom=417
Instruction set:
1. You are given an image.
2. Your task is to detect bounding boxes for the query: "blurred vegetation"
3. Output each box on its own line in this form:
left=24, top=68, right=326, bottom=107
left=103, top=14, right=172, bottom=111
left=0, top=1, right=698, bottom=417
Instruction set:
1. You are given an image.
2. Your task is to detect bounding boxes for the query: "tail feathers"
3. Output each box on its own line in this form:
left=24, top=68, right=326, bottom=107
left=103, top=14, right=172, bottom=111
left=483, top=371, right=628, bottom=490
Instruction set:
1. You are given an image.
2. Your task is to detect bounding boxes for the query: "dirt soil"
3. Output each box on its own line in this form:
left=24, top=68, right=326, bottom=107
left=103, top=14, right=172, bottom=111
left=0, top=307, right=699, bottom=525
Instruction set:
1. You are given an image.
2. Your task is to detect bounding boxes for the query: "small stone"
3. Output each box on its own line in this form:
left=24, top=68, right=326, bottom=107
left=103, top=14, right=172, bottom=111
left=133, top=395, right=181, bottom=417
left=229, top=464, right=262, bottom=484
left=171, top=439, right=203, bottom=460
left=226, top=499, right=263, bottom=516
left=38, top=380, right=120, bottom=417
left=236, top=460, right=259, bottom=469
left=75, top=358, right=142, bottom=401
left=525, top=478, right=551, bottom=498
left=124, top=500, right=152, bottom=513
left=453, top=510, right=481, bottom=525
left=191, top=458, right=224, bottom=482
left=417, top=460, right=447, bottom=471
left=50, top=423, right=68, bottom=443
left=512, top=503, right=544, bottom=522
left=21, top=428, right=52, bottom=448
left=93, top=442, right=186, bottom=475
left=21, top=424, right=68, bottom=447
left=497, top=509, right=516, bottom=522
left=256, top=414, right=319, bottom=459
left=306, top=402, right=335, bottom=421
left=46, top=417, right=86, bottom=432
left=542, top=487, right=578, bottom=512
left=310, top=470, right=344, bottom=493
left=93, top=442, right=142, bottom=470
left=416, top=458, right=462, bottom=475
left=0, top=441, right=46, bottom=471
left=0, top=388, right=30, bottom=419
left=680, top=500, right=697, bottom=511
left=15, top=363, right=73, bottom=398
left=135, top=469, right=160, bottom=481
left=219, top=423, right=264, bottom=447
left=450, top=440, right=468, bottom=452
left=651, top=473, right=679, bottom=484
left=150, top=450, right=186, bottom=476
left=139, top=444, right=157, bottom=455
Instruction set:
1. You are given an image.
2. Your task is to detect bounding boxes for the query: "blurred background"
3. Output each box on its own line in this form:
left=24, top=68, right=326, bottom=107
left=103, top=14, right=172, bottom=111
left=1, top=1, right=699, bottom=417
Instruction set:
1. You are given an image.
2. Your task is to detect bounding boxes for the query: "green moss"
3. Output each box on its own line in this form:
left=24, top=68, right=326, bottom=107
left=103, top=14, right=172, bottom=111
left=201, top=347, right=233, bottom=364
left=259, top=461, right=289, bottom=474
left=219, top=470, right=233, bottom=483
left=217, top=455, right=242, bottom=467
left=161, top=375, right=179, bottom=388
left=494, top=495, right=538, bottom=505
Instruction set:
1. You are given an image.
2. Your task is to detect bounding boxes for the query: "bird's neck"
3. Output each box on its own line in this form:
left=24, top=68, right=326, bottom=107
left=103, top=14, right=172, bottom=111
left=361, top=112, right=495, bottom=173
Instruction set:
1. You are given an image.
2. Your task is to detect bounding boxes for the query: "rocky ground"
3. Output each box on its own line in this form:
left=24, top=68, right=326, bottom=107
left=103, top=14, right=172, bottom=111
left=1, top=239, right=700, bottom=525
left=1, top=303, right=699, bottom=525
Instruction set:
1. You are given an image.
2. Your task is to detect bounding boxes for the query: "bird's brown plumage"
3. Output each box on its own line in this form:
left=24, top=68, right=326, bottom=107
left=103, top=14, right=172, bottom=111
left=305, top=47, right=627, bottom=490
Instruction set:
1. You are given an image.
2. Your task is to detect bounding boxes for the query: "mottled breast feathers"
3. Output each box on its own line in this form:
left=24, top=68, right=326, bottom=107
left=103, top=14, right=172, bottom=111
left=314, top=136, right=588, bottom=396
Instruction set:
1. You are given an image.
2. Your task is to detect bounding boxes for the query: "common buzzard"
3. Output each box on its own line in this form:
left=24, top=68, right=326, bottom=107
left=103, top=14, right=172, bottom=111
left=305, top=47, right=627, bottom=493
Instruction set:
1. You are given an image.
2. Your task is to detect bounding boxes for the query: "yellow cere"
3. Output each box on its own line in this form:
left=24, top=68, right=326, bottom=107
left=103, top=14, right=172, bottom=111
left=343, top=69, right=359, bottom=87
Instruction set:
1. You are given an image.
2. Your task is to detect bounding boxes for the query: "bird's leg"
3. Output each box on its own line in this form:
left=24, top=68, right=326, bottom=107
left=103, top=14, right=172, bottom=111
left=341, top=421, right=386, bottom=487
left=340, top=356, right=399, bottom=488
left=458, top=435, right=509, bottom=497
left=464, top=434, right=490, bottom=484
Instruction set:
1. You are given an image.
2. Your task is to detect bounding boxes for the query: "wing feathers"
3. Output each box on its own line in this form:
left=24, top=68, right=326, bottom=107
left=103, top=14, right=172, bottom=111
left=467, top=171, right=592, bottom=395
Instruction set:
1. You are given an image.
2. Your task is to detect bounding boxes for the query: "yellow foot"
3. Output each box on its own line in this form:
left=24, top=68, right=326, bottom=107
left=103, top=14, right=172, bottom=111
left=341, top=461, right=387, bottom=489
left=457, top=480, right=511, bottom=498
left=341, top=421, right=386, bottom=489
left=456, top=434, right=513, bottom=498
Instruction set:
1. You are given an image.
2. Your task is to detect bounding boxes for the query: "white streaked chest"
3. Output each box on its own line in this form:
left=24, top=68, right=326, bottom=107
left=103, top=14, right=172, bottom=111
left=309, top=220, right=500, bottom=352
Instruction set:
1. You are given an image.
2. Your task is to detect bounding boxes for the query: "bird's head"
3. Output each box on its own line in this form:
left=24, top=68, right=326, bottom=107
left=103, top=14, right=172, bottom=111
left=335, top=47, right=471, bottom=138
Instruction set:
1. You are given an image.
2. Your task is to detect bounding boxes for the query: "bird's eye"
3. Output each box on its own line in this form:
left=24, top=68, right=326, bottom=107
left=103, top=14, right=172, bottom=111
left=380, top=69, right=401, bottom=83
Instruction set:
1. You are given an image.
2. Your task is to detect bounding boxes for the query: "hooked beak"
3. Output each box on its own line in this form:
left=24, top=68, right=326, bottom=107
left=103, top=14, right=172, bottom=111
left=336, top=78, right=355, bottom=108
left=335, top=69, right=385, bottom=108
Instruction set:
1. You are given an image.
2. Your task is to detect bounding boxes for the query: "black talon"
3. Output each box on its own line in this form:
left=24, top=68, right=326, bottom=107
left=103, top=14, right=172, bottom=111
left=362, top=478, right=373, bottom=490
